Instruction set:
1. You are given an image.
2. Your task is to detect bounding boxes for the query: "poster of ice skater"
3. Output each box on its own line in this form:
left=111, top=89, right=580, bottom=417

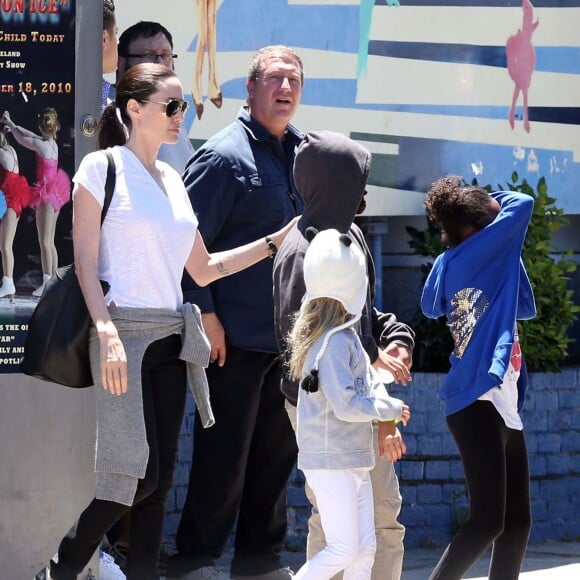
left=0, top=0, right=75, bottom=372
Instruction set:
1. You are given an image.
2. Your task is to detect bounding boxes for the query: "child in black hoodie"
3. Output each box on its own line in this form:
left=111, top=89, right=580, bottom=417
left=273, top=130, right=415, bottom=579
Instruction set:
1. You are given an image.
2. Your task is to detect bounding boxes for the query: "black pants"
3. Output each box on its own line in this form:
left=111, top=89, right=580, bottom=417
left=174, top=345, right=298, bottom=576
left=429, top=401, right=531, bottom=580
left=51, top=335, right=187, bottom=580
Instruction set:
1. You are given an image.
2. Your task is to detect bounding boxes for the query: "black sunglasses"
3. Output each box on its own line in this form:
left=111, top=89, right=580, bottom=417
left=142, top=98, right=189, bottom=117
left=125, top=52, right=178, bottom=65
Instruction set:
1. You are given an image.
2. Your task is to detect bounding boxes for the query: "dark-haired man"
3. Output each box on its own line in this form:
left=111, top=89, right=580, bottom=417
left=171, top=46, right=305, bottom=580
left=115, top=21, right=194, bottom=172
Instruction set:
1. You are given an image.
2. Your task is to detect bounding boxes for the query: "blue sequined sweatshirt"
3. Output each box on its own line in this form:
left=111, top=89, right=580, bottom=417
left=421, top=191, right=536, bottom=416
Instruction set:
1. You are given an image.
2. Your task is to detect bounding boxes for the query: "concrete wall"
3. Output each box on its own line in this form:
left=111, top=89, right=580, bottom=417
left=166, top=369, right=580, bottom=551
left=0, top=375, right=99, bottom=580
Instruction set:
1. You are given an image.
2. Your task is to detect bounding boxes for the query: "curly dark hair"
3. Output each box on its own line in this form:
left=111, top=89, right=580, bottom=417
left=424, top=175, right=494, bottom=247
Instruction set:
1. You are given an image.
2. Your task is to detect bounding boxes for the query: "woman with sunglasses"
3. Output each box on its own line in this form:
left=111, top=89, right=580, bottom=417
left=49, top=63, right=295, bottom=580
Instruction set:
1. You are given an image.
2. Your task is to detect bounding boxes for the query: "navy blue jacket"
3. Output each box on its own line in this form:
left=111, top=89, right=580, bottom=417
left=182, top=108, right=304, bottom=352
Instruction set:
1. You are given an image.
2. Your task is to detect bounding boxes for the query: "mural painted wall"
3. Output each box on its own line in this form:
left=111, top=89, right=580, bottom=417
left=116, top=0, right=580, bottom=216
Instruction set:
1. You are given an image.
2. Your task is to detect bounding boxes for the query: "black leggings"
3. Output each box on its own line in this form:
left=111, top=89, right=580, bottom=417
left=50, top=335, right=187, bottom=580
left=429, top=401, right=531, bottom=580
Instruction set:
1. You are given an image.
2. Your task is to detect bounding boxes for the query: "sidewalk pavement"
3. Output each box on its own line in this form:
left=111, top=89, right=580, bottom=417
left=213, top=540, right=580, bottom=578
left=399, top=541, right=580, bottom=579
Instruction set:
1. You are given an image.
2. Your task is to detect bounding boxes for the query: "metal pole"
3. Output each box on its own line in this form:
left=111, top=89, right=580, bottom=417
left=365, top=220, right=389, bottom=311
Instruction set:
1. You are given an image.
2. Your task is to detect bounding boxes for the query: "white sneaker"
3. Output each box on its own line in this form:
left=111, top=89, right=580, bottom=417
left=99, top=550, right=126, bottom=580
left=231, top=568, right=294, bottom=580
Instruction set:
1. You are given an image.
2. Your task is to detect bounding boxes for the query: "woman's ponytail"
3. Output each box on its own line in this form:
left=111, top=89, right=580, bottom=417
left=97, top=102, right=127, bottom=149
left=97, top=64, right=178, bottom=150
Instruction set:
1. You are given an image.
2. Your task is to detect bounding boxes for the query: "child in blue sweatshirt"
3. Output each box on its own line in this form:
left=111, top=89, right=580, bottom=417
left=421, top=176, right=536, bottom=580
left=289, top=229, right=410, bottom=579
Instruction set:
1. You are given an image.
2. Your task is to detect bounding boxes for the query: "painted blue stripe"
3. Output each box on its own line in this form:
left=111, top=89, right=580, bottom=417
left=527, top=107, right=580, bottom=125
left=211, top=0, right=358, bottom=53
left=369, top=41, right=507, bottom=67
left=222, top=78, right=580, bottom=125
left=368, top=42, right=580, bottom=75
left=535, top=47, right=580, bottom=75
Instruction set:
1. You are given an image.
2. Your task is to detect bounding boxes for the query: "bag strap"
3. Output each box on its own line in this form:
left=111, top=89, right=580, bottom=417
left=100, top=150, right=115, bottom=226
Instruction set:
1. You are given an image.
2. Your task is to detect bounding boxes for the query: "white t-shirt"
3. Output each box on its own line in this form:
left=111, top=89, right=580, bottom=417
left=73, top=145, right=198, bottom=311
left=478, top=338, right=523, bottom=431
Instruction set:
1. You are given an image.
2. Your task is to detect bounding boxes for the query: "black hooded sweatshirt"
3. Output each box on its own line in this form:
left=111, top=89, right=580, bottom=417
left=273, top=130, right=415, bottom=406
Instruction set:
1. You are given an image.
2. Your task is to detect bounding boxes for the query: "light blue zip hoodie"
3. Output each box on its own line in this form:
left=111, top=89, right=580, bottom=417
left=297, top=327, right=404, bottom=470
left=421, top=191, right=536, bottom=416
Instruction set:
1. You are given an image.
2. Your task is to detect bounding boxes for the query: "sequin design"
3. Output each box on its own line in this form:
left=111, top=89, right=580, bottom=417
left=448, top=287, right=489, bottom=359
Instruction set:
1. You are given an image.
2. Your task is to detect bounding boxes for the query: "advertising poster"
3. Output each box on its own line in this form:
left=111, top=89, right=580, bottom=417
left=0, top=0, right=75, bottom=372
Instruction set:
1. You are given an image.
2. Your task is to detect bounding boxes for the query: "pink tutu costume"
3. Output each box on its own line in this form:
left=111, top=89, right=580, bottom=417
left=0, top=167, right=31, bottom=218
left=29, top=156, right=71, bottom=211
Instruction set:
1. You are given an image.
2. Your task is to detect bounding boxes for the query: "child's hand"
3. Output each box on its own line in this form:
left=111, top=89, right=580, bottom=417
left=374, top=347, right=412, bottom=385
left=378, top=421, right=407, bottom=463
left=399, top=404, right=411, bottom=426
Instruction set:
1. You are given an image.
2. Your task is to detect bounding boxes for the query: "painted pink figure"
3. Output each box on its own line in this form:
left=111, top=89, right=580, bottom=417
left=29, top=156, right=70, bottom=212
left=1, top=108, right=71, bottom=296
left=506, top=0, right=539, bottom=133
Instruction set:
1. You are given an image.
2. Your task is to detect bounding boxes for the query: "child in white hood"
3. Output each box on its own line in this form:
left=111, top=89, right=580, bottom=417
left=288, top=228, right=411, bottom=579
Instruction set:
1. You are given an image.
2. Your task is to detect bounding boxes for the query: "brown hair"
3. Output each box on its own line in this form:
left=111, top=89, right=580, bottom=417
left=247, top=45, right=304, bottom=85
left=38, top=108, right=60, bottom=139
left=98, top=63, right=177, bottom=149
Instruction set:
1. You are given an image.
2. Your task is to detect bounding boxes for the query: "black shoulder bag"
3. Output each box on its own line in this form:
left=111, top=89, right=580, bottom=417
left=20, top=150, right=116, bottom=388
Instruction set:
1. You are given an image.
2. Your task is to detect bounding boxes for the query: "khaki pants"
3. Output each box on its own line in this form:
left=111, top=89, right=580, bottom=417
left=287, top=402, right=405, bottom=580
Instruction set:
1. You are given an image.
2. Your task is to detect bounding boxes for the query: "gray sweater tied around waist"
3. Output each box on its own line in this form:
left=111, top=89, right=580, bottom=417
left=89, top=303, right=214, bottom=506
